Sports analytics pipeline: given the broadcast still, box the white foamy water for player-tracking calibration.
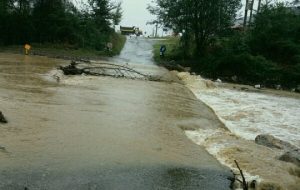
[196,89,300,147]
[178,72,300,148]
[176,72,300,189]
[185,129,264,190]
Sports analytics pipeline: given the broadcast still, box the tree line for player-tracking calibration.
[148,0,241,56]
[150,0,300,88]
[0,0,122,50]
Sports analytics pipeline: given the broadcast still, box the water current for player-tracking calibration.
[176,72,300,189]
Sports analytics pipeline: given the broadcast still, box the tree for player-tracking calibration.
[0,0,123,49]
[250,3,300,66]
[13,0,32,43]
[88,0,111,32]
[0,1,15,44]
[112,2,122,29]
[87,0,123,49]
[149,0,241,56]
[32,0,66,42]
[0,0,14,16]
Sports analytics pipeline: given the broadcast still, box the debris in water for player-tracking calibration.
[254,84,261,89]
[59,61,163,82]
[275,84,282,90]
[231,75,238,82]
[240,87,249,91]
[59,61,84,75]
[234,160,248,190]
[0,111,7,123]
[216,78,222,83]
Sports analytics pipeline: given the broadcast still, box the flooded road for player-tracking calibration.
[0,38,232,189]
[112,37,155,64]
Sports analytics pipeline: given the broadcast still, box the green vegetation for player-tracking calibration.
[0,33,126,59]
[0,0,124,57]
[151,1,300,88]
[153,37,180,62]
[148,0,241,56]
[110,33,127,56]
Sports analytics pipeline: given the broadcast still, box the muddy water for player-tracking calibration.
[112,37,157,64]
[0,41,231,190]
[176,72,300,189]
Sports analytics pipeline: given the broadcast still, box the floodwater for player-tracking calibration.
[0,37,232,189]
[112,37,155,64]
[176,72,300,189]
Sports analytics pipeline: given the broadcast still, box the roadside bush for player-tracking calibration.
[0,0,123,54]
[280,64,300,87]
[196,4,300,87]
[154,3,300,88]
[195,33,275,83]
[198,51,278,84]
[109,33,126,55]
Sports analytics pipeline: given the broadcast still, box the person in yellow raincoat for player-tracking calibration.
[24,44,31,55]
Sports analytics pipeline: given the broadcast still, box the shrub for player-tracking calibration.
[198,52,278,84]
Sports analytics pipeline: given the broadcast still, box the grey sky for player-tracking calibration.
[119,0,156,35]
[74,0,294,35]
[73,0,157,35]
[119,0,293,35]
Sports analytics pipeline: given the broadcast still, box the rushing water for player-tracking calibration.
[112,37,156,64]
[176,72,300,189]
[177,72,300,147]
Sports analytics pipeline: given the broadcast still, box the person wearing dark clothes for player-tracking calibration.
[160,45,166,58]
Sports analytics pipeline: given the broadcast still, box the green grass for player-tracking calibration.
[0,33,126,60]
[110,33,126,56]
[153,37,180,63]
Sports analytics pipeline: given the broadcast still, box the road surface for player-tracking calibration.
[0,37,232,190]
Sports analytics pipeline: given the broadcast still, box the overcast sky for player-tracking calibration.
[119,0,156,35]
[74,0,294,35]
[118,0,293,35]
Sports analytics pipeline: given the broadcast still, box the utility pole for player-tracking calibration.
[243,0,249,28]
[155,23,158,37]
[152,28,155,37]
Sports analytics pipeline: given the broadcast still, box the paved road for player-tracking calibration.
[0,37,232,190]
[112,37,155,64]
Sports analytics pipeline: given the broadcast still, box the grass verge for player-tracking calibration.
[153,37,181,63]
[0,33,126,60]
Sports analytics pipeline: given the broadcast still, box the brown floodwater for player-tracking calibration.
[0,38,231,190]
